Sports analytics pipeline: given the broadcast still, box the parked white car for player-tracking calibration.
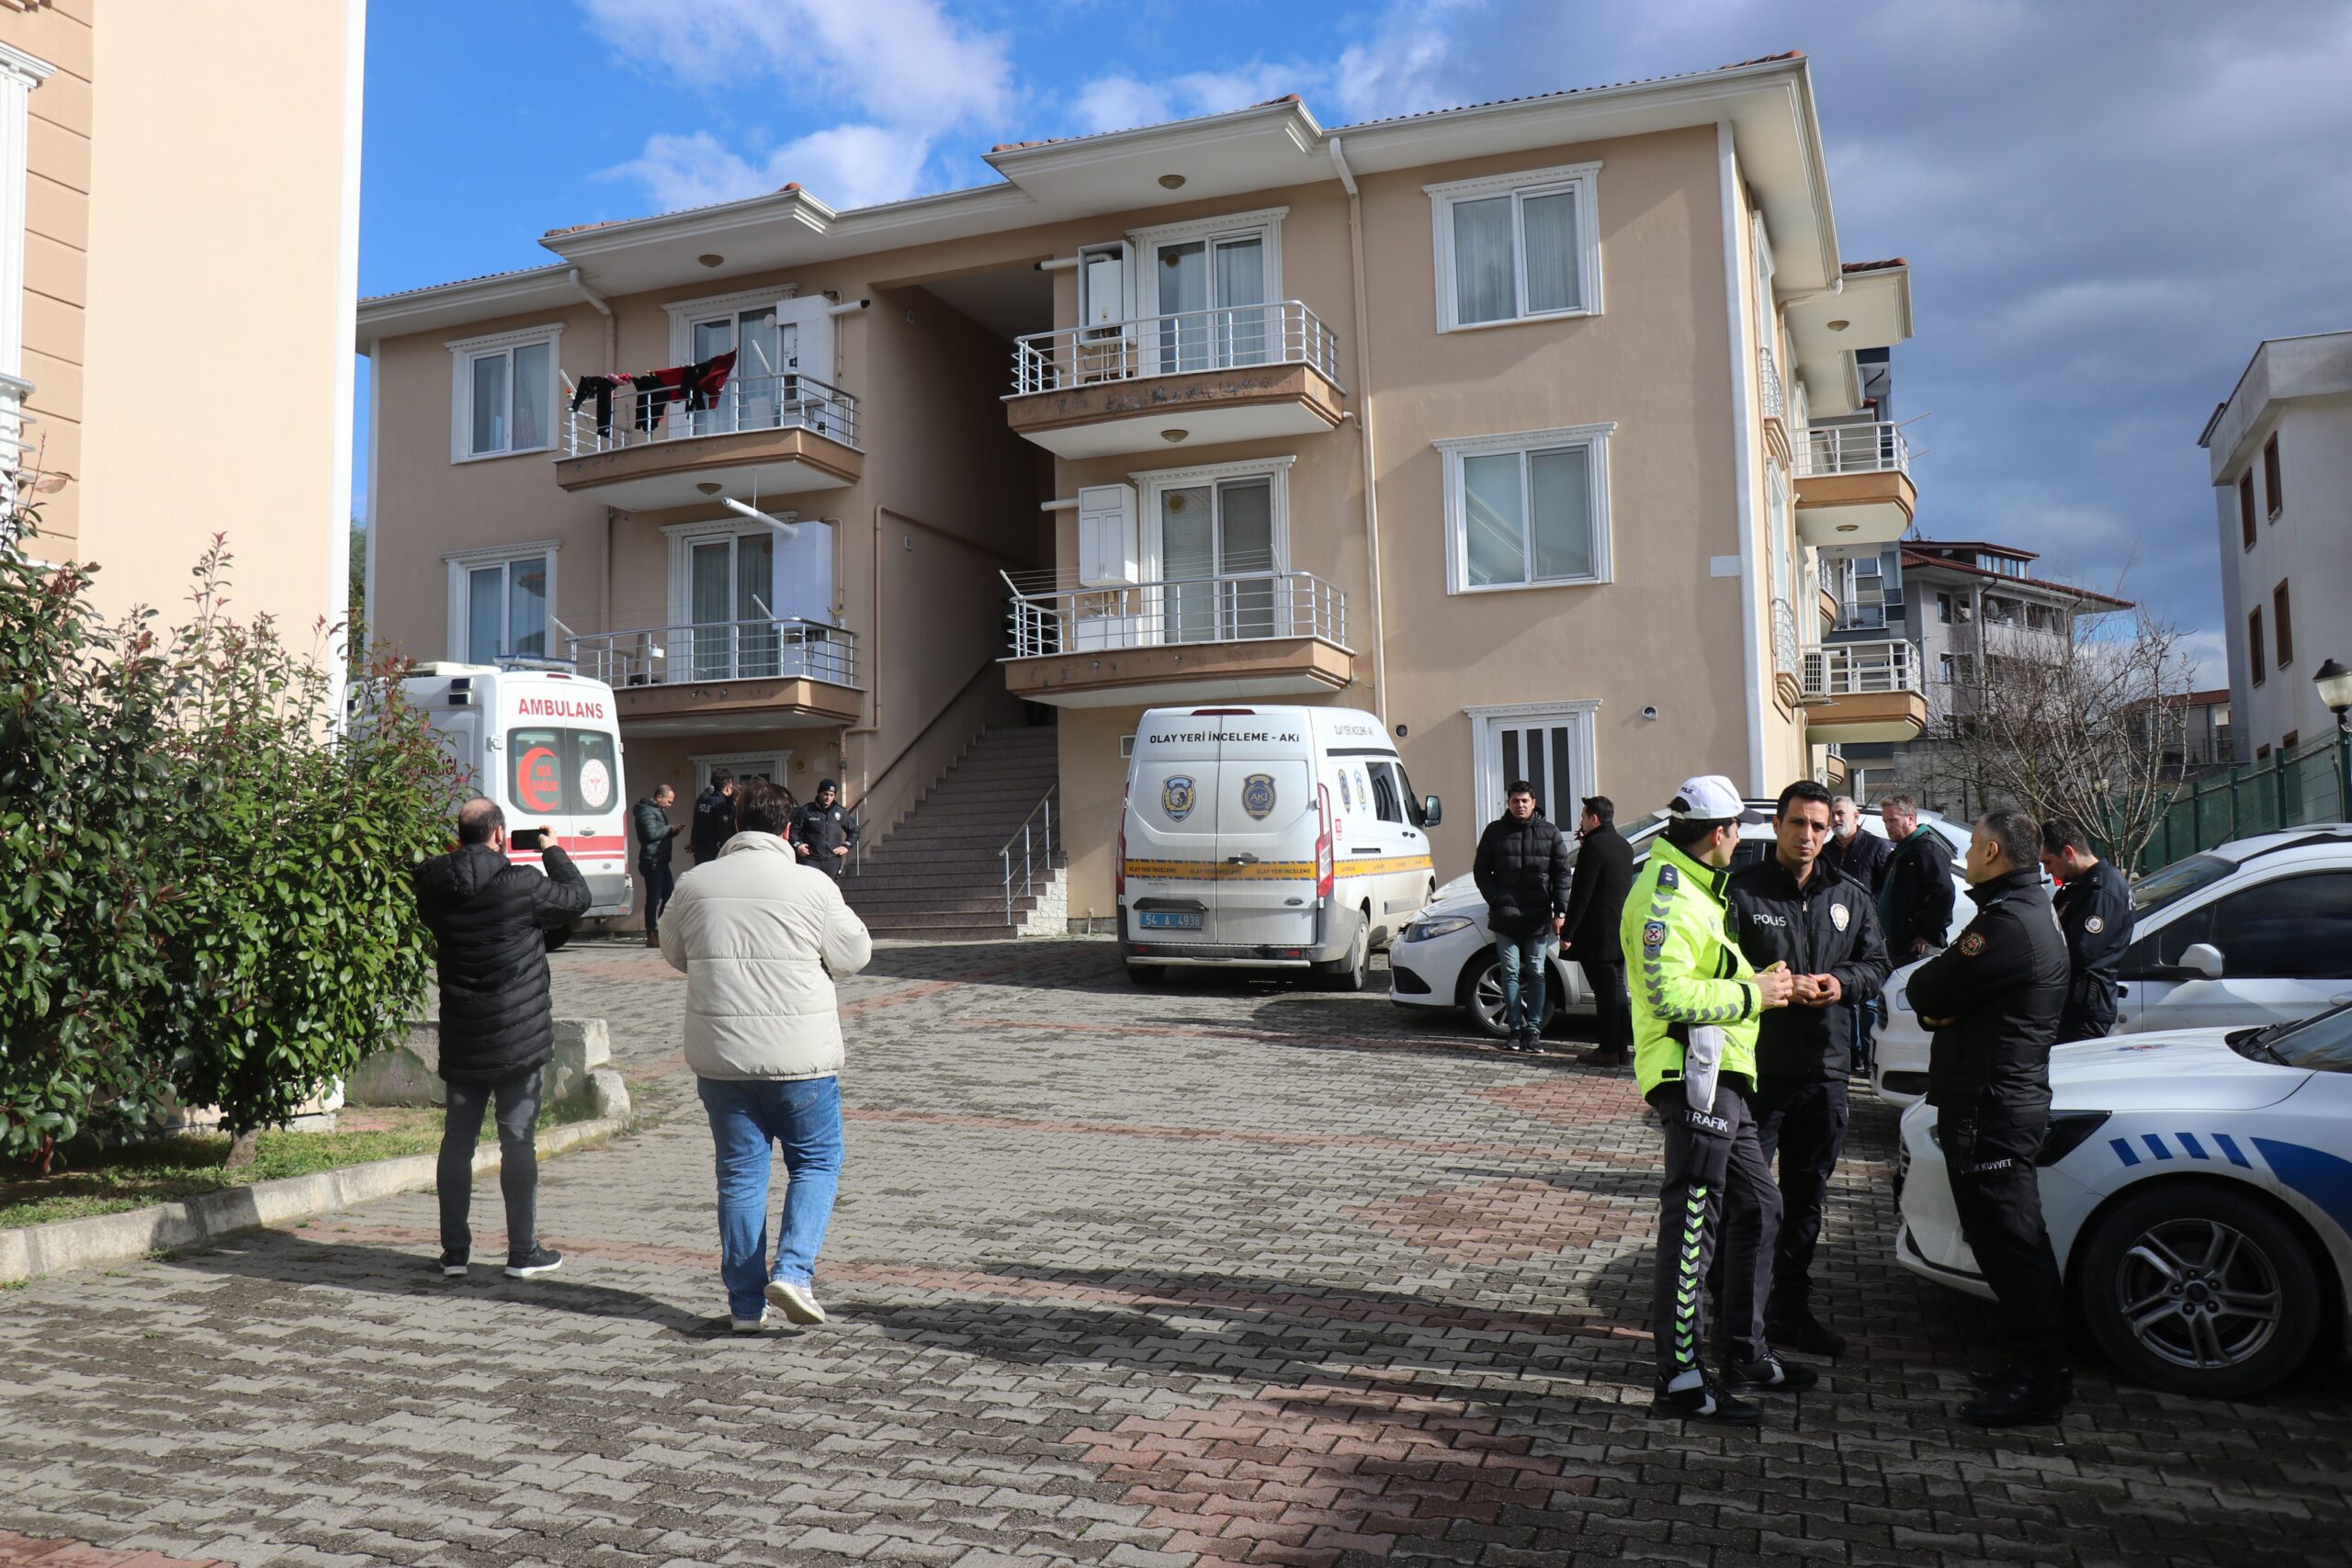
[1388,804,1973,1039]
[1873,825,2352,1108]
[1897,1005,2352,1397]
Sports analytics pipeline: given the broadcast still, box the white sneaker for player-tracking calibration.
[730,1308,775,1335]
[764,1277,827,1325]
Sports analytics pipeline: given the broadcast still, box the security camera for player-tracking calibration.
[1641,705,1660,721]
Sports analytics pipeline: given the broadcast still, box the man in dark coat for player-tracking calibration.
[691,770,737,865]
[1908,809,2073,1427]
[1562,795,1635,1066]
[632,783,680,947]
[413,797,591,1280]
[2040,818,2134,1043]
[1472,781,1572,1051]
[1877,794,1957,961]
[1823,795,1895,1074]
[792,779,859,881]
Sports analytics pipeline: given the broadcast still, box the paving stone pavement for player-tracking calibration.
[6,936,2352,1568]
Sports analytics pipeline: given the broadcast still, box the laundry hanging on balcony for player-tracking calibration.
[569,373,628,438]
[625,349,739,434]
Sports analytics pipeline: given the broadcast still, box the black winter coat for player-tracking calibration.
[1820,828,1892,892]
[1728,858,1892,1081]
[791,788,858,862]
[1561,823,1634,961]
[690,785,735,863]
[1907,868,2070,1109]
[631,796,678,867]
[2052,857,2134,1041]
[413,843,593,1085]
[1473,812,1572,939]
[1879,827,1958,953]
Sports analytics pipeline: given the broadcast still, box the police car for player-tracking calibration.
[1896,1002,2352,1397]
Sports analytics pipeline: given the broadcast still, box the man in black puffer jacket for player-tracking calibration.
[1472,781,1572,1051]
[413,797,592,1281]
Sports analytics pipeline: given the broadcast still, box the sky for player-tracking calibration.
[355,0,2352,682]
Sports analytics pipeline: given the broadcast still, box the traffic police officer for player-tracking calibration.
[1908,808,2073,1426]
[2040,818,2133,1043]
[1626,776,1803,1424]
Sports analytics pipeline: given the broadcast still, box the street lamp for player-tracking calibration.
[2313,657,2352,819]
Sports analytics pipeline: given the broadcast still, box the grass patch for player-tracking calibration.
[1,1097,605,1230]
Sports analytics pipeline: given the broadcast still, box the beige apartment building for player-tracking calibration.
[361,52,1919,932]
[0,0,363,649]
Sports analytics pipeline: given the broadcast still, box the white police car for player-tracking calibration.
[1896,1002,2352,1397]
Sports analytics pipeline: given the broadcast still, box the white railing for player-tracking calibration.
[1002,570,1347,660]
[1771,596,1800,679]
[0,372,34,551]
[1758,346,1785,422]
[1001,785,1058,927]
[566,618,859,689]
[1804,638,1921,697]
[562,370,859,457]
[1010,300,1340,397]
[1797,421,1909,479]
[1837,600,1890,631]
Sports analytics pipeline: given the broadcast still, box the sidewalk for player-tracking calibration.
[3,940,2348,1567]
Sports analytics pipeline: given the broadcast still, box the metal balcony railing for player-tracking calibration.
[1804,638,1922,698]
[1002,570,1347,660]
[1010,300,1340,398]
[1796,421,1910,479]
[1771,596,1800,679]
[561,370,859,457]
[566,618,859,689]
[1758,346,1785,422]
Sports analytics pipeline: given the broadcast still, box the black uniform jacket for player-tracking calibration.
[1881,828,1958,952]
[1562,823,1634,962]
[413,843,592,1085]
[1728,857,1893,1082]
[690,785,735,863]
[631,796,679,866]
[2052,858,2134,1030]
[791,789,859,859]
[1908,868,2070,1109]
[1473,812,1572,939]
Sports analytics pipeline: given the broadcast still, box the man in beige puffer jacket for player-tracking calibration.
[661,779,872,1333]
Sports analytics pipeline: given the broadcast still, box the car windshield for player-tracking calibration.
[2233,1002,2352,1071]
[2132,852,2235,919]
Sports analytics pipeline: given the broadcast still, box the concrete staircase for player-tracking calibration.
[844,726,1065,942]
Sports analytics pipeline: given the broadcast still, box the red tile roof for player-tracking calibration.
[1842,257,1908,273]
[1898,548,2133,610]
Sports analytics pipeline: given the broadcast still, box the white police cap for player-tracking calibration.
[1668,774,1770,824]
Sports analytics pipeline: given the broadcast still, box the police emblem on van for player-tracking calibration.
[1241,773,1278,820]
[1162,775,1196,822]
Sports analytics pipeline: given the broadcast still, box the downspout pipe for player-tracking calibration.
[1328,135,1388,727]
[566,266,614,369]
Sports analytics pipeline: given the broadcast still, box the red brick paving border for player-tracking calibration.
[1347,1176,1649,1265]
[0,1536,227,1568]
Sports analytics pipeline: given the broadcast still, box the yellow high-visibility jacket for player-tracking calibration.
[1623,836,1761,1097]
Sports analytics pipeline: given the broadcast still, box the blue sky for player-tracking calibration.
[356,0,2352,678]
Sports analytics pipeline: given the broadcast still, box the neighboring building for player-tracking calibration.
[2199,331,2352,761]
[360,52,1920,929]
[2124,689,2234,773]
[0,1,364,659]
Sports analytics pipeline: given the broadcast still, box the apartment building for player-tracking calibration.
[2199,331,2352,761]
[360,52,1918,929]
[0,1,363,645]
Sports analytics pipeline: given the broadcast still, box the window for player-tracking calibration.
[1134,457,1295,643]
[2274,581,2293,668]
[1436,423,1614,592]
[2238,470,2256,549]
[444,544,558,663]
[507,727,618,818]
[2249,607,2266,685]
[447,327,560,460]
[1936,592,1953,624]
[2263,433,2282,518]
[1366,763,1404,824]
[1427,163,1601,331]
[2256,743,2273,761]
[2207,874,2352,978]
[2283,729,2300,750]
[663,517,840,681]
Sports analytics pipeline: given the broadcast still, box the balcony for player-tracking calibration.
[1758,347,1791,465]
[1005,301,1345,459]
[1793,422,1916,546]
[1001,570,1352,708]
[1802,637,1928,742]
[554,372,861,513]
[1770,595,1803,710]
[565,618,863,735]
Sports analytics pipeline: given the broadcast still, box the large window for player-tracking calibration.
[1427,164,1601,331]
[445,545,556,663]
[2249,606,2266,686]
[506,727,617,818]
[2238,470,2256,549]
[2132,874,2352,979]
[1436,424,1613,592]
[448,327,559,460]
[2263,432,2283,518]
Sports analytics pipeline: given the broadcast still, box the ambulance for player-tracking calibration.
[1119,705,1442,989]
[400,663,633,918]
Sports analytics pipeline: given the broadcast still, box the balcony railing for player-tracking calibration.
[561,371,859,458]
[1771,595,1800,679]
[1796,421,1910,479]
[1804,638,1921,697]
[1003,570,1347,660]
[1758,346,1785,422]
[1010,301,1340,398]
[566,618,859,689]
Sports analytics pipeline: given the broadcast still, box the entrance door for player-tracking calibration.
[686,530,776,680]
[1470,704,1598,824]
[1159,476,1277,644]
[1153,231,1269,373]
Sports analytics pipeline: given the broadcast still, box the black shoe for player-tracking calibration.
[437,1249,469,1278]
[1965,1362,2026,1391]
[504,1246,564,1280]
[1962,1371,2070,1427]
[1649,1379,1761,1425]
[1766,1309,1848,1358]
[1724,1353,1820,1393]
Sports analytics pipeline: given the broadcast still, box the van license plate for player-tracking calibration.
[1139,911,1203,931]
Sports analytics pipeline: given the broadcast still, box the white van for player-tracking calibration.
[399,663,633,918]
[1120,705,1442,989]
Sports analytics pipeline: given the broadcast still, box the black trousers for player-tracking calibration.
[437,1067,544,1259]
[1581,958,1632,1055]
[1938,1098,2069,1376]
[639,857,675,932]
[1652,1080,1779,1380]
[1753,1077,1849,1314]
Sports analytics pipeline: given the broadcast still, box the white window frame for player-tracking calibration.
[447,324,562,463]
[662,283,801,366]
[1433,423,1615,594]
[1464,700,1601,825]
[692,750,793,795]
[1425,163,1602,333]
[1750,211,1777,364]
[0,39,54,382]
[662,515,838,628]
[1128,455,1296,582]
[1126,206,1287,318]
[443,539,561,663]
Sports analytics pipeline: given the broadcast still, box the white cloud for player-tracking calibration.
[601,125,934,214]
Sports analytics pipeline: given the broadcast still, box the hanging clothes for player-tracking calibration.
[684,349,739,412]
[570,374,627,438]
[629,367,688,433]
[622,350,741,433]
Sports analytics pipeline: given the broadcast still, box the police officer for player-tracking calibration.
[2040,818,2133,1043]
[1907,808,2072,1426]
[691,769,737,865]
[1627,776,1804,1425]
[1727,781,1890,1359]
[792,779,860,882]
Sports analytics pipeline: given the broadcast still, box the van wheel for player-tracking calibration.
[1461,954,1557,1040]
[1317,911,1371,992]
[1127,964,1168,987]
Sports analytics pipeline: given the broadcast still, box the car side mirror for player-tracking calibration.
[2178,942,2224,981]
[1422,795,1442,828]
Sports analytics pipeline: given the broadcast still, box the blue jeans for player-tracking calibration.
[696,1076,845,1320]
[1495,931,1555,1034]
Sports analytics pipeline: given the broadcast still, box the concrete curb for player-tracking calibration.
[0,1115,628,1287]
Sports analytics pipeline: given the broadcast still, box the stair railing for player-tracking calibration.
[999,784,1059,928]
